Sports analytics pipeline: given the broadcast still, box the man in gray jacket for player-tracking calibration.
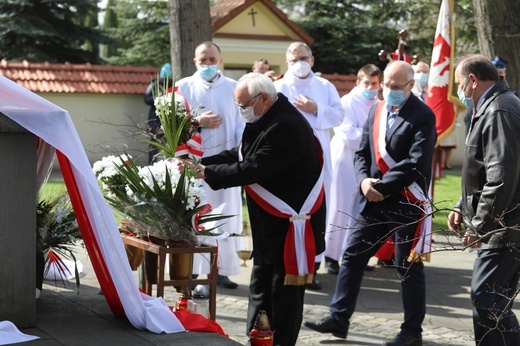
[448,54,520,346]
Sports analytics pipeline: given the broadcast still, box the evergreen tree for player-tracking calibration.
[102,0,119,58]
[83,5,100,58]
[104,0,171,67]
[0,0,108,63]
[275,0,478,74]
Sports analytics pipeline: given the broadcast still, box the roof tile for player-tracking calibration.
[0,59,159,95]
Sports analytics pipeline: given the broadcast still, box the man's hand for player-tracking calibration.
[197,110,222,129]
[447,208,482,248]
[447,208,463,234]
[294,94,318,115]
[360,178,384,202]
[177,159,205,179]
[462,232,482,249]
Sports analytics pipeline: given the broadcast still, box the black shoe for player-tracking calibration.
[325,258,340,275]
[377,259,396,268]
[365,265,375,271]
[383,333,422,346]
[306,276,321,290]
[304,316,347,339]
[216,274,238,289]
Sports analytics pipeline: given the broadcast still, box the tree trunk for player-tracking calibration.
[473,0,520,91]
[168,0,212,80]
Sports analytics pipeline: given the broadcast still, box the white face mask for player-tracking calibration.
[239,96,262,123]
[290,60,311,78]
[239,106,257,123]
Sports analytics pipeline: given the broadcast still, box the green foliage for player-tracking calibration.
[148,79,201,157]
[103,0,171,66]
[93,87,228,242]
[102,0,119,58]
[37,192,82,290]
[0,0,109,63]
[275,0,478,74]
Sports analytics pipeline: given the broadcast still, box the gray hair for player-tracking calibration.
[286,42,312,59]
[237,73,277,100]
[413,61,430,73]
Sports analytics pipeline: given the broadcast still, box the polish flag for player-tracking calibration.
[426,0,459,142]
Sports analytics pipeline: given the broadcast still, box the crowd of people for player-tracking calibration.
[145,42,520,346]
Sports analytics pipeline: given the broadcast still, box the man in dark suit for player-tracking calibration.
[188,72,326,346]
[304,61,437,346]
[448,54,520,346]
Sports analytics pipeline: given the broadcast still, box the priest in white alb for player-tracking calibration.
[324,64,382,274]
[177,41,245,289]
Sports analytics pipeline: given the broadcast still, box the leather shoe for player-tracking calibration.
[383,333,422,346]
[325,258,340,275]
[304,316,347,339]
[305,276,321,290]
[217,274,238,289]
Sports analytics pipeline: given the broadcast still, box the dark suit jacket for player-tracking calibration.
[354,94,437,214]
[202,93,326,265]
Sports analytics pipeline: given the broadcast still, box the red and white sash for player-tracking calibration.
[239,140,325,285]
[373,103,432,262]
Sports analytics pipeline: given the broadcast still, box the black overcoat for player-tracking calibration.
[202,93,326,265]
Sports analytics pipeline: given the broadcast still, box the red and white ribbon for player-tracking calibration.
[239,138,325,285]
[373,102,432,261]
[175,133,204,161]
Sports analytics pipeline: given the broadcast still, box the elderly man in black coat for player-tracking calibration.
[189,72,326,346]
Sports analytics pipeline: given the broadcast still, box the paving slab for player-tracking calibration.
[16,235,519,345]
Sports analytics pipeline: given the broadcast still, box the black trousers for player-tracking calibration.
[329,198,426,337]
[471,247,520,345]
[247,263,306,346]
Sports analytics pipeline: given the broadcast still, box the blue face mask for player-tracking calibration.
[361,88,379,100]
[198,65,218,81]
[415,72,429,87]
[457,77,474,109]
[457,89,474,109]
[383,87,406,106]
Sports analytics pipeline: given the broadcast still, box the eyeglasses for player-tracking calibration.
[235,93,262,110]
[381,80,412,91]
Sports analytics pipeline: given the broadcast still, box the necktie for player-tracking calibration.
[471,108,477,121]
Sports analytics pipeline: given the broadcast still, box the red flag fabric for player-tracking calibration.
[426,0,458,143]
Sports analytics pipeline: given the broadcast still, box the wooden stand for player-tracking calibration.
[121,235,218,320]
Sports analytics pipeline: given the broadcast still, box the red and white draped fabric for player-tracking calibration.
[426,0,459,179]
[373,103,432,262]
[0,76,186,334]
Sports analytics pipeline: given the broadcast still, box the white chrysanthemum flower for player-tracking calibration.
[93,154,134,180]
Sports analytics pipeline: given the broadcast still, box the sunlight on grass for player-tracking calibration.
[432,171,462,231]
[39,180,68,201]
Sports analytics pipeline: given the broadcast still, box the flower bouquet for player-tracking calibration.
[36,192,83,292]
[94,81,230,291]
[93,154,223,243]
[93,81,230,244]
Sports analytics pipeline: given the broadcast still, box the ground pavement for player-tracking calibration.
[18,233,501,345]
